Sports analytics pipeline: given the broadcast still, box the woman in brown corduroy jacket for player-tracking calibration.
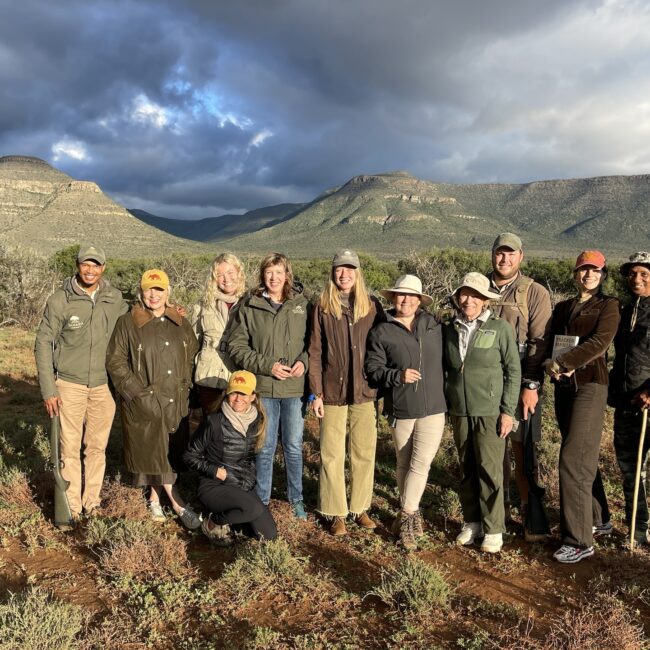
[544,251,620,564]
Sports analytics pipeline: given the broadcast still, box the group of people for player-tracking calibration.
[34,237,650,563]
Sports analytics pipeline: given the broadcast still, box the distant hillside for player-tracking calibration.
[217,171,650,257]
[1,157,648,260]
[129,203,304,241]
[0,156,206,258]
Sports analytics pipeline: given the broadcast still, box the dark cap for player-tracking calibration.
[332,249,360,268]
[77,244,106,265]
[492,233,523,252]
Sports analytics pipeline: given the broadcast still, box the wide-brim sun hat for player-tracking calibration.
[452,272,500,301]
[620,251,650,276]
[380,274,433,307]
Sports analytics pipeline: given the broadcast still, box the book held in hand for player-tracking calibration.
[551,335,579,359]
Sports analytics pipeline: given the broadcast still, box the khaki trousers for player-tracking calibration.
[56,379,115,516]
[452,415,505,535]
[392,413,445,513]
[318,402,377,517]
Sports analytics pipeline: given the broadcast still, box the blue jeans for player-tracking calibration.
[256,397,305,505]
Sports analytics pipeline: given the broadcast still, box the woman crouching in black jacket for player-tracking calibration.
[184,370,278,545]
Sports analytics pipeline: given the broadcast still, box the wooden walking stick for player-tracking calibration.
[630,408,649,552]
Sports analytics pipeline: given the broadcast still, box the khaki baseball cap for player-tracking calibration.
[77,244,106,265]
[492,233,523,252]
[332,249,360,268]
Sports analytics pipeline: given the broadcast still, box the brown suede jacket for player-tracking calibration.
[308,296,383,405]
[549,293,620,386]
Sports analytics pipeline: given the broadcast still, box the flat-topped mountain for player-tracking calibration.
[0,156,203,257]
[216,171,650,256]
[1,156,648,259]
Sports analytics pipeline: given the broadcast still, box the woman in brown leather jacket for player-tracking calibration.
[308,250,383,536]
[544,251,620,563]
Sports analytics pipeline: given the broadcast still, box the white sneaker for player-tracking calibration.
[456,522,483,546]
[553,544,594,563]
[480,533,503,553]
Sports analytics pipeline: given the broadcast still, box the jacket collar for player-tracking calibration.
[132,304,183,328]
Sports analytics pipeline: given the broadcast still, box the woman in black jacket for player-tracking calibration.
[365,275,447,551]
[184,370,277,545]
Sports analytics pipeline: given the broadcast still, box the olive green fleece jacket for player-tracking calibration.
[442,314,521,417]
[34,277,128,400]
[228,289,310,398]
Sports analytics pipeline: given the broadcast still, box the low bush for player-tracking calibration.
[84,517,192,580]
[0,587,85,650]
[367,556,452,615]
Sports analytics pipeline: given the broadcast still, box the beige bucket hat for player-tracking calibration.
[452,272,500,301]
[380,274,433,307]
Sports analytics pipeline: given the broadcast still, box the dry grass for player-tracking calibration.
[84,517,193,581]
[98,474,149,521]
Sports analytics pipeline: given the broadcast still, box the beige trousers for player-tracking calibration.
[56,379,115,516]
[392,413,445,513]
[318,402,377,517]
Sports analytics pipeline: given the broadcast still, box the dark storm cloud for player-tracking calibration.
[1,0,647,217]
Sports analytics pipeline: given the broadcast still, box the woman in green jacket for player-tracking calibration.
[106,269,201,529]
[228,253,310,519]
[443,272,521,554]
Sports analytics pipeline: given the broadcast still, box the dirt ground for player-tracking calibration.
[1,326,649,649]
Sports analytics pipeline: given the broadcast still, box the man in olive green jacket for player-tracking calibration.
[35,244,128,518]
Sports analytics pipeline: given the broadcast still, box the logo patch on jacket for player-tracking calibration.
[67,315,83,330]
[292,305,305,314]
[474,330,496,349]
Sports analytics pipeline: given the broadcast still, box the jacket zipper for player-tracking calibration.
[137,344,142,372]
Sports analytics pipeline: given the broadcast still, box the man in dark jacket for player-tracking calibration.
[35,244,128,519]
[609,251,650,545]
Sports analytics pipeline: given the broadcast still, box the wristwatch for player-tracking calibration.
[522,380,540,390]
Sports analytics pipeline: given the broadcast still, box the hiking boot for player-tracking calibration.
[397,512,418,551]
[330,517,347,537]
[480,533,503,553]
[456,522,483,546]
[593,521,613,537]
[178,507,202,530]
[635,529,650,547]
[292,501,308,520]
[148,501,166,522]
[201,516,233,547]
[353,512,377,529]
[553,544,594,564]
[413,510,425,537]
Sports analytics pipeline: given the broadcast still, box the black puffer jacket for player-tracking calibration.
[609,295,650,408]
[365,310,447,419]
[183,410,260,491]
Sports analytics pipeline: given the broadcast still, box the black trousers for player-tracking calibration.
[198,479,277,541]
[554,382,610,547]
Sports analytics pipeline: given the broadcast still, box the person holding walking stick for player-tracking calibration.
[609,252,650,547]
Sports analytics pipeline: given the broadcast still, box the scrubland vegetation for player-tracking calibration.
[0,244,647,648]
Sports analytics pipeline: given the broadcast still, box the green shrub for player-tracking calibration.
[0,587,85,650]
[367,557,452,615]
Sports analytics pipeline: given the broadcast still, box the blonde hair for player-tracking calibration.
[256,252,294,302]
[201,253,246,308]
[319,266,372,323]
[136,284,172,308]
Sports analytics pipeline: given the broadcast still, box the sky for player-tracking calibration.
[2,0,650,219]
